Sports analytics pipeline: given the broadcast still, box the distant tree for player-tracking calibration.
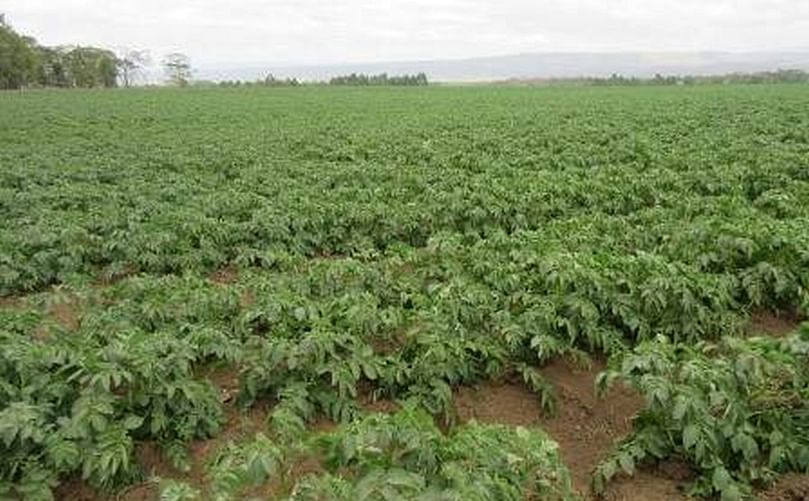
[261,73,300,87]
[1,16,143,90]
[97,52,118,87]
[163,52,192,87]
[63,46,119,87]
[118,49,150,87]
[0,19,39,89]
[329,72,428,87]
[35,46,70,87]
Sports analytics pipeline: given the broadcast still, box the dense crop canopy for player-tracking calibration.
[0,84,808,498]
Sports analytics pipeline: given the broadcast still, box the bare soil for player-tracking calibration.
[198,365,241,404]
[208,266,256,309]
[0,296,26,310]
[455,358,692,500]
[210,265,239,285]
[357,380,402,414]
[49,298,81,331]
[55,403,269,501]
[47,308,808,501]
[757,473,809,500]
[602,463,692,501]
[96,264,138,287]
[54,477,103,501]
[747,310,803,337]
[32,294,84,340]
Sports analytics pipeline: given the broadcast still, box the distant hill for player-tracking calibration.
[196,51,809,83]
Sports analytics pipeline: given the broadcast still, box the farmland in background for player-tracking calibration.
[1,84,808,500]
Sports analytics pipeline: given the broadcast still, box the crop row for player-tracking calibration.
[1,85,808,498]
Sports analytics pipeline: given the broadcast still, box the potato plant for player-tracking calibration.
[595,325,809,499]
[167,406,573,500]
[0,84,808,498]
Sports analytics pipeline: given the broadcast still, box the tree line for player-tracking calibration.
[209,72,430,88]
[2,16,429,90]
[504,69,809,87]
[213,74,302,88]
[586,70,809,86]
[1,17,128,89]
[0,17,197,89]
[329,72,429,86]
[2,13,430,91]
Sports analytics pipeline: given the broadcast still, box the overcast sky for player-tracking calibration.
[4,0,808,66]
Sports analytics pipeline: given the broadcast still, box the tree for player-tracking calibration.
[35,46,70,87]
[0,17,124,89]
[117,49,150,87]
[163,52,192,87]
[63,46,119,88]
[0,19,39,89]
[328,72,429,87]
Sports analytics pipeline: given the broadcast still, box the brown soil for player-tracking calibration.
[208,266,255,309]
[747,310,803,337]
[540,359,646,494]
[455,358,691,500]
[757,474,809,500]
[197,365,241,404]
[55,399,273,500]
[361,396,400,414]
[210,265,238,285]
[455,380,543,427]
[309,416,338,434]
[357,381,401,414]
[96,263,138,286]
[0,296,26,310]
[2,292,83,338]
[184,403,333,500]
[133,401,274,500]
[118,483,159,501]
[187,401,273,481]
[54,477,103,501]
[602,462,692,501]
[311,251,345,261]
[49,299,81,331]
[136,441,184,480]
[239,289,255,309]
[247,450,329,500]
[32,294,84,340]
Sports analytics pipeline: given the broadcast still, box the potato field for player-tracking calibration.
[1,84,808,500]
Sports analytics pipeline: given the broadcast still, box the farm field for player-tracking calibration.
[1,84,809,500]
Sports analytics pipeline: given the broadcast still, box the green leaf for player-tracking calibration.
[720,483,742,501]
[712,466,732,493]
[683,424,699,450]
[618,451,635,475]
[123,415,143,430]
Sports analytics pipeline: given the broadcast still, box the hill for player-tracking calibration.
[196,51,809,82]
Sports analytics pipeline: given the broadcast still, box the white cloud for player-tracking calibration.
[3,0,808,66]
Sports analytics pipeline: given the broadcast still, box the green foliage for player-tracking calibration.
[318,405,442,473]
[329,72,429,86]
[0,18,118,89]
[0,21,39,89]
[163,53,192,87]
[159,479,201,501]
[595,327,809,499]
[207,433,283,500]
[305,407,573,500]
[2,84,809,498]
[0,287,226,496]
